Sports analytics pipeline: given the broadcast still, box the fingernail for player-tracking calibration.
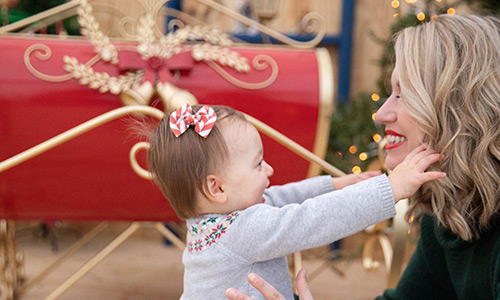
[226,288,237,298]
[248,273,257,282]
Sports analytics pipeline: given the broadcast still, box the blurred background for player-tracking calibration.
[1,0,499,299]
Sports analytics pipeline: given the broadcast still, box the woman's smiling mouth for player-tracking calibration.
[385,130,407,150]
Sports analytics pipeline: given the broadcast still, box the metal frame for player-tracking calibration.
[168,0,355,102]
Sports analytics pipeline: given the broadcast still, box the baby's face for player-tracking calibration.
[219,121,274,211]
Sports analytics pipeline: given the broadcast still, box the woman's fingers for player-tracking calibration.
[296,269,314,300]
[225,273,286,300]
[247,273,286,300]
[225,288,255,300]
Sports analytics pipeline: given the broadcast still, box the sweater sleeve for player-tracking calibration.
[376,215,457,300]
[263,175,334,207]
[224,174,395,262]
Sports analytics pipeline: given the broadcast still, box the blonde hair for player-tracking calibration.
[394,14,500,240]
[147,105,247,219]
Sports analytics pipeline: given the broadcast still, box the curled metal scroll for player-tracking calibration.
[191,0,326,49]
[24,44,99,83]
[205,54,278,90]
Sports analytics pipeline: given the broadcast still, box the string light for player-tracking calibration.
[417,12,426,21]
[435,0,442,2]
[373,133,382,143]
[352,166,362,174]
[371,112,377,120]
[447,7,456,15]
[393,13,399,18]
[359,152,368,161]
[371,93,380,101]
[391,0,400,8]
[431,14,438,21]
[349,145,358,154]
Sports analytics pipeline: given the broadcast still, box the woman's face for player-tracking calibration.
[375,70,423,170]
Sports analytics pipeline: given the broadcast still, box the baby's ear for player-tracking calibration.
[205,175,227,204]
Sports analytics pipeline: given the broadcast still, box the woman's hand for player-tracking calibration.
[225,269,314,300]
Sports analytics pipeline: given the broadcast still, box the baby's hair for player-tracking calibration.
[147,105,247,219]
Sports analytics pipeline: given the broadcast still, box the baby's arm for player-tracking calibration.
[332,171,382,190]
[264,176,334,207]
[226,145,444,262]
[265,171,382,207]
[229,174,395,262]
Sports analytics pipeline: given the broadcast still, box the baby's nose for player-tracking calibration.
[266,163,274,177]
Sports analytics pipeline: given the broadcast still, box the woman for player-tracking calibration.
[225,14,500,300]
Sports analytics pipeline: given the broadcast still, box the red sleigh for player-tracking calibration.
[0,1,341,298]
[0,35,335,223]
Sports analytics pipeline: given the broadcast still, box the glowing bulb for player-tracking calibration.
[435,0,442,2]
[408,229,411,235]
[371,93,380,101]
[359,152,368,161]
[393,13,399,18]
[349,145,358,154]
[373,133,382,143]
[417,12,426,21]
[391,0,399,8]
[352,166,362,174]
[409,216,415,223]
[447,8,456,15]
[372,112,377,120]
[431,14,438,21]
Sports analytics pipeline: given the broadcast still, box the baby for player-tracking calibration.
[147,103,445,300]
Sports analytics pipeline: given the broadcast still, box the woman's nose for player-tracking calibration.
[374,97,397,124]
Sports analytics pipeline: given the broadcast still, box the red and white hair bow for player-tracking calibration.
[169,103,217,138]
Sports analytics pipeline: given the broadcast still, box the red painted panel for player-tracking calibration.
[0,35,326,222]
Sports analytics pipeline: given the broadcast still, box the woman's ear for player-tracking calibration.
[205,175,227,204]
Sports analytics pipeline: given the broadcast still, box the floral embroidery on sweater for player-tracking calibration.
[187,212,240,253]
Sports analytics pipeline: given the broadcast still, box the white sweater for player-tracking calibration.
[180,174,395,300]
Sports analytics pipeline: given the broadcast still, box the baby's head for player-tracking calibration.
[148,104,273,219]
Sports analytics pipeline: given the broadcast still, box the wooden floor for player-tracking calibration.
[11,222,404,300]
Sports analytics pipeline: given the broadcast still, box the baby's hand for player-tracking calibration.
[388,144,446,202]
[333,170,382,190]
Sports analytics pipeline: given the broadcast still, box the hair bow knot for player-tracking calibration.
[169,103,217,138]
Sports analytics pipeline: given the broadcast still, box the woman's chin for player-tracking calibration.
[385,156,403,171]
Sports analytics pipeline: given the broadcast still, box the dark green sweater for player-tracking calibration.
[376,214,500,300]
